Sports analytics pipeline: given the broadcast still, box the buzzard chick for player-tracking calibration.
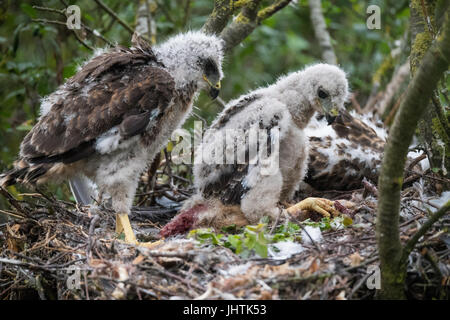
[303,109,424,194]
[1,31,224,246]
[160,64,349,237]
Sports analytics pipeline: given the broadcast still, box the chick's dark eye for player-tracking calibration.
[204,58,218,77]
[318,89,329,99]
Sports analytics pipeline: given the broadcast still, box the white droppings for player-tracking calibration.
[301,226,323,244]
[269,241,304,260]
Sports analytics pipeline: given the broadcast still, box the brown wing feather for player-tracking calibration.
[21,45,175,162]
[306,110,385,191]
[331,109,384,152]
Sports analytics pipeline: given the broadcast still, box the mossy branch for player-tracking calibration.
[376,8,450,299]
[202,0,244,35]
[202,0,293,53]
[257,0,292,20]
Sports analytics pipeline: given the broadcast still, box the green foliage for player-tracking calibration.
[188,217,352,258]
[189,223,270,258]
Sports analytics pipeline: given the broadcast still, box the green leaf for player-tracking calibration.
[246,223,265,232]
[244,232,256,249]
[227,235,243,254]
[254,241,268,258]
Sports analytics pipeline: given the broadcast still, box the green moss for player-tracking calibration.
[235,13,251,24]
[411,0,437,22]
[411,32,433,73]
[233,0,251,9]
[431,117,450,157]
[410,0,424,17]
[410,0,437,73]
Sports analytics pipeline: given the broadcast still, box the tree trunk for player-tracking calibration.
[377,6,450,299]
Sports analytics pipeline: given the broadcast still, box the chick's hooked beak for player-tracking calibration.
[321,99,339,125]
[203,74,221,100]
[326,113,337,125]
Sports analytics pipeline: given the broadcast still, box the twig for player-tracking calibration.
[87,215,100,259]
[35,3,115,46]
[400,200,450,265]
[0,209,26,220]
[32,18,67,27]
[0,187,29,216]
[407,153,427,171]
[93,0,136,37]
[32,18,94,51]
[32,5,65,15]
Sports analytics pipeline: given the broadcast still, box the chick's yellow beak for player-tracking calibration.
[203,74,221,100]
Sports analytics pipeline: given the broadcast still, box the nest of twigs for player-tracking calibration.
[0,175,449,300]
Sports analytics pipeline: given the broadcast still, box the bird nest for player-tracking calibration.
[0,182,448,300]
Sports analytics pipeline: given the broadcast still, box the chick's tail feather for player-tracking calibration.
[69,175,97,206]
[0,162,48,188]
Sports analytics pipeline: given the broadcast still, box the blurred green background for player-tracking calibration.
[0,0,411,208]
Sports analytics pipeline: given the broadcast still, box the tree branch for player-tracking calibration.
[33,4,114,47]
[376,8,450,299]
[218,0,292,53]
[202,0,239,35]
[257,0,292,20]
[32,18,94,51]
[307,0,337,64]
[401,200,449,265]
[93,0,135,36]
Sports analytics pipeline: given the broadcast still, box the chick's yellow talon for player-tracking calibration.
[116,213,163,248]
[286,197,340,218]
[116,213,137,244]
